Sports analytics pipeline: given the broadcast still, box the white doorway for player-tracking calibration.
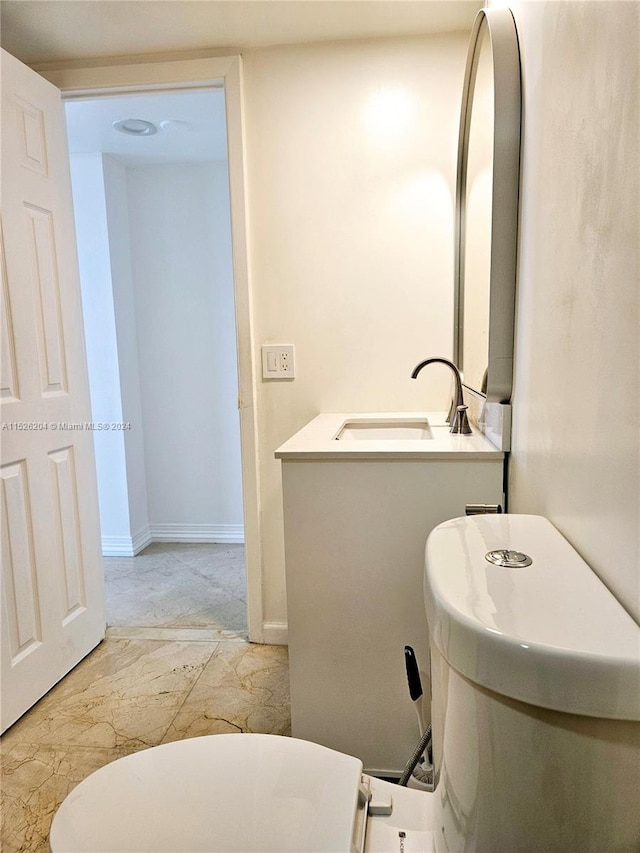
[44,56,263,643]
[65,87,248,635]
[1,53,263,734]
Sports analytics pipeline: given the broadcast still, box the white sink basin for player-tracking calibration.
[336,419,433,440]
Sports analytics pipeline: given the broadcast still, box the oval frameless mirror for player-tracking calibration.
[454,8,522,403]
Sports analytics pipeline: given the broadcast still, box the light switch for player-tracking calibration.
[262,345,295,379]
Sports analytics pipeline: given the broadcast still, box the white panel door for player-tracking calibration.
[1,49,105,733]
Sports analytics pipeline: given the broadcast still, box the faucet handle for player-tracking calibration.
[451,405,472,435]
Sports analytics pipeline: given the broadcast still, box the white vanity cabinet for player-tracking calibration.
[276,413,504,776]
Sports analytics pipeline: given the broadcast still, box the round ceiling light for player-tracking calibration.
[113,119,158,136]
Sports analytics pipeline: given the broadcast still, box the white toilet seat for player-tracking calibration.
[49,733,432,853]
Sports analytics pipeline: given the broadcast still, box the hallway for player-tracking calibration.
[104,542,247,639]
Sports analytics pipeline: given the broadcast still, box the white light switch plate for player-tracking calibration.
[262,345,295,379]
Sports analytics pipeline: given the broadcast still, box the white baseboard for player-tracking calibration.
[102,524,244,556]
[262,621,288,645]
[101,536,137,557]
[132,526,152,555]
[149,524,245,544]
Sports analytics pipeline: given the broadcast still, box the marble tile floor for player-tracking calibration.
[1,637,290,853]
[104,542,248,640]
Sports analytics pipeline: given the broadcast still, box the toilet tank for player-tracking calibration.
[424,514,640,853]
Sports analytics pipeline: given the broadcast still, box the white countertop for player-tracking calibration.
[275,412,504,460]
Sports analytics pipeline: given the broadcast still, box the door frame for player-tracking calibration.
[39,55,264,643]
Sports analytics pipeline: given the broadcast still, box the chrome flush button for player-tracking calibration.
[485,549,533,568]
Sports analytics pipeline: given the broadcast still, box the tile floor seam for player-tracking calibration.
[105,627,248,643]
[158,641,222,741]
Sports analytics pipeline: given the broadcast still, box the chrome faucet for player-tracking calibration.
[411,357,472,435]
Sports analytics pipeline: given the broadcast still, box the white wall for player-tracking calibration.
[102,156,150,544]
[242,33,470,626]
[71,153,242,550]
[126,162,244,536]
[506,1,639,622]
[70,153,133,546]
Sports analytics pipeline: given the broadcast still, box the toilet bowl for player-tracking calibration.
[50,515,640,853]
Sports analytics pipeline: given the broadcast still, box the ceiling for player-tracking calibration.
[1,1,482,66]
[65,89,227,166]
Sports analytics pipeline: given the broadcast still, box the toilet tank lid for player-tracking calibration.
[425,514,640,720]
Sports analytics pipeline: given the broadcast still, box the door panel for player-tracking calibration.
[1,227,19,401]
[1,49,105,733]
[1,460,42,661]
[25,203,69,394]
